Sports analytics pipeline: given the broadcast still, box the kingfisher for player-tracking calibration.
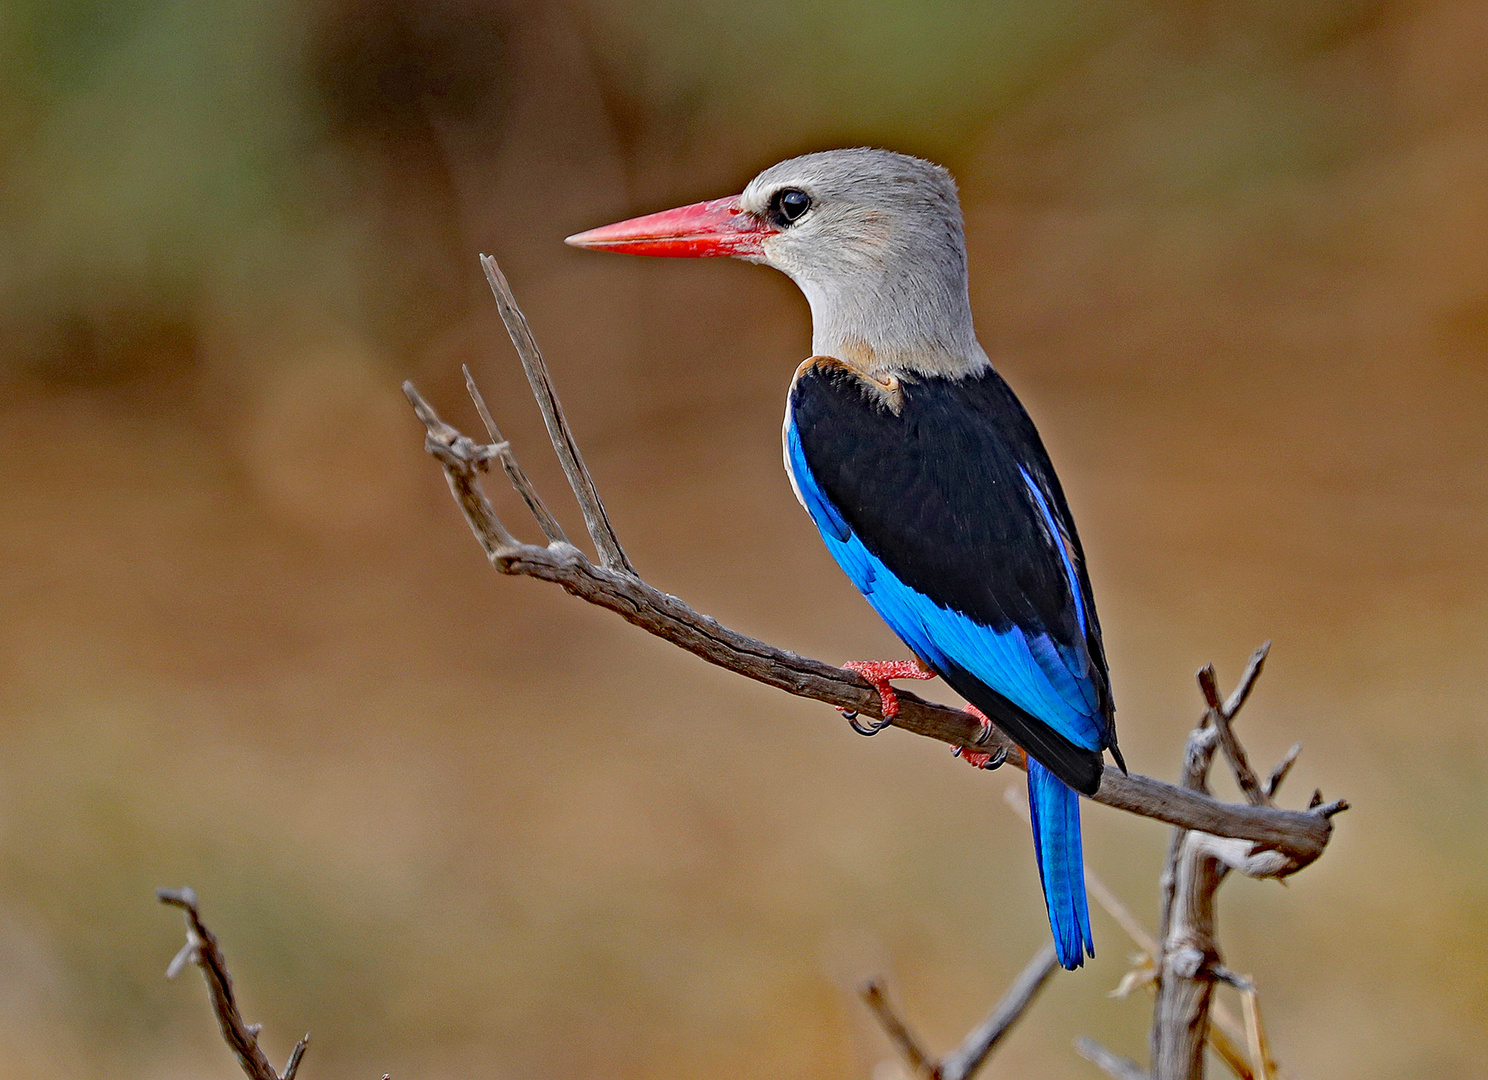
[566,148,1123,969]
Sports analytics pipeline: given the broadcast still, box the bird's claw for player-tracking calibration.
[841,659,935,723]
[844,710,895,736]
[839,660,933,737]
[953,745,1009,769]
[954,704,1006,767]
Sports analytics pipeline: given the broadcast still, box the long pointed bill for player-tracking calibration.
[564,195,775,258]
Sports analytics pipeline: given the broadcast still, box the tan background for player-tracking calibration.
[1,0,1485,1076]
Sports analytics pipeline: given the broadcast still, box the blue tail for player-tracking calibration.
[1027,759,1094,969]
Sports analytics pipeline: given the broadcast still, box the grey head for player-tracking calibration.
[566,147,989,379]
[739,148,988,379]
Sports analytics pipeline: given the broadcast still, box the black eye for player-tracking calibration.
[771,188,811,226]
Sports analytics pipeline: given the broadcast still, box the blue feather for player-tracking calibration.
[1028,759,1094,968]
[1019,465,1087,636]
[788,416,1098,968]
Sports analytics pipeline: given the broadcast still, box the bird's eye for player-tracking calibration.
[771,188,811,226]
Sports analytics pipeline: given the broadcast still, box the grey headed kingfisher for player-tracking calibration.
[567,148,1123,969]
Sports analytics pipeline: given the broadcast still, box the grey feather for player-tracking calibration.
[740,148,988,379]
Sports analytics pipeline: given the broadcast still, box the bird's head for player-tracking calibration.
[567,148,987,378]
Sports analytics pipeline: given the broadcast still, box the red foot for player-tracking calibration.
[842,658,935,719]
[955,704,1001,768]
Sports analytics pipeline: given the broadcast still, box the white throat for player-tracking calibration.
[795,272,990,380]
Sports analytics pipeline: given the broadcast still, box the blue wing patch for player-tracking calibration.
[1019,465,1087,637]
[786,418,1102,751]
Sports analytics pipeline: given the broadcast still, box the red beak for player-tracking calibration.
[564,195,775,258]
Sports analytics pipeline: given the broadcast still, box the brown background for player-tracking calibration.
[1,0,1485,1076]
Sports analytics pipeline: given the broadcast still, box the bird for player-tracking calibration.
[566,148,1123,969]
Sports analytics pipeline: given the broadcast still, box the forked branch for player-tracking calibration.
[862,943,1059,1080]
[1149,656,1340,1079]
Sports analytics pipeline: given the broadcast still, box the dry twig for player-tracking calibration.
[158,888,309,1080]
[861,943,1059,1080]
[936,943,1060,1080]
[862,980,936,1078]
[1077,1036,1152,1080]
[480,255,632,573]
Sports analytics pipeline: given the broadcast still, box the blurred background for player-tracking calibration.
[1,0,1485,1076]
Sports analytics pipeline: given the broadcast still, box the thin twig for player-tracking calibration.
[1087,870,1160,960]
[1264,744,1301,799]
[158,888,308,1080]
[403,380,1340,864]
[403,382,520,553]
[463,365,569,545]
[861,980,935,1079]
[861,944,1057,1080]
[480,254,634,574]
[1222,644,1270,718]
[1240,987,1277,1080]
[937,942,1060,1080]
[1076,1037,1152,1080]
[282,1036,310,1080]
[1208,646,1272,809]
[1212,707,1269,808]
[1313,798,1349,819]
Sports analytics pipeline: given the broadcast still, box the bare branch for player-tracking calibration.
[282,1037,310,1080]
[1152,830,1227,1080]
[1086,871,1160,960]
[937,943,1059,1080]
[403,382,520,554]
[463,364,569,545]
[1197,665,1223,712]
[480,254,634,574]
[1200,644,1272,808]
[861,980,935,1079]
[1160,648,1286,939]
[1149,647,1339,1080]
[1077,1037,1152,1080]
[404,380,1338,865]
[157,888,308,1080]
